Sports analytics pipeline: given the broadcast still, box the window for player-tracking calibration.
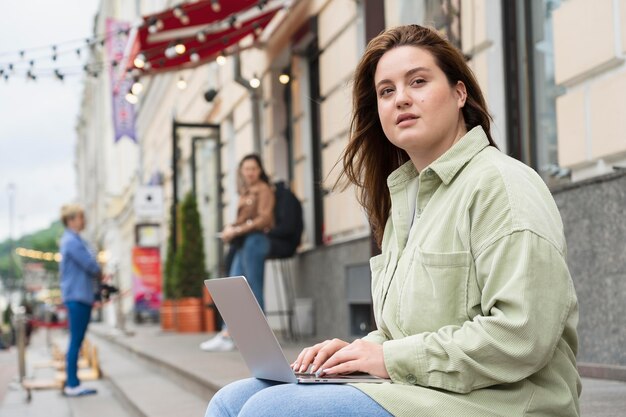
[502,0,569,187]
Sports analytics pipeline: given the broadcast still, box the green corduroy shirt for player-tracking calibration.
[353,126,581,417]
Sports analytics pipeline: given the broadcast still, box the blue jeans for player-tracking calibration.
[229,233,269,311]
[205,378,392,417]
[65,301,92,388]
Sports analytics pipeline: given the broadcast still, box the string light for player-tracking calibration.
[174,41,186,55]
[177,75,187,90]
[0,1,283,82]
[164,46,177,59]
[131,78,143,95]
[278,72,290,85]
[125,90,139,104]
[249,74,260,89]
[134,53,146,68]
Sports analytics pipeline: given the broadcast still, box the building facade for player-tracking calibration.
[76,0,626,366]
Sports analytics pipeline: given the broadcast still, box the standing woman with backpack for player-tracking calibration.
[201,154,275,352]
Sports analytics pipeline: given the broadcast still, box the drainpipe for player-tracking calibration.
[234,53,262,154]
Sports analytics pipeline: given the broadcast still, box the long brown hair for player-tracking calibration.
[238,154,270,193]
[338,25,497,247]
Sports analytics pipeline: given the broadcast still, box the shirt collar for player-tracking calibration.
[387,125,490,189]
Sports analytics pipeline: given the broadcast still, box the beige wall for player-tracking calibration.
[554,0,626,180]
[317,0,369,240]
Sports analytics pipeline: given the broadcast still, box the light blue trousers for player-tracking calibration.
[205,378,393,417]
[229,232,269,311]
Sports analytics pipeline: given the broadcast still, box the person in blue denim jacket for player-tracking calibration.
[59,204,101,397]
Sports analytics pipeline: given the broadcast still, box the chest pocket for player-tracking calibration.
[398,248,472,334]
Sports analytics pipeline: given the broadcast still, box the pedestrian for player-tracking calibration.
[59,204,100,397]
[204,24,580,416]
[200,154,275,352]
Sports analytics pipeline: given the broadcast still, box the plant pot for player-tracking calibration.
[203,286,216,333]
[175,297,204,333]
[160,299,176,331]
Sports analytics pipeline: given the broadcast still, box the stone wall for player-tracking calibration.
[553,171,626,366]
[295,237,371,341]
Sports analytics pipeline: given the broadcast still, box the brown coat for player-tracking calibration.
[233,181,275,235]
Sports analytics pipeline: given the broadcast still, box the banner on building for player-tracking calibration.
[131,247,162,313]
[106,18,136,143]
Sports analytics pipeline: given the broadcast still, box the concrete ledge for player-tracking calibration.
[579,363,626,382]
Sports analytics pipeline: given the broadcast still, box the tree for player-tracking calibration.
[172,192,207,298]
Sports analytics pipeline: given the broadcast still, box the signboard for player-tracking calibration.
[131,247,162,313]
[106,18,136,143]
[134,185,164,218]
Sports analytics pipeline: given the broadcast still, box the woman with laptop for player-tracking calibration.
[201,154,275,352]
[205,24,580,416]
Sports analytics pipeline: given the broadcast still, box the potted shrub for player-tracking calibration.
[172,192,207,333]
[160,214,177,331]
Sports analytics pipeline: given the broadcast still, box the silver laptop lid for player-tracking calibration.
[205,276,297,383]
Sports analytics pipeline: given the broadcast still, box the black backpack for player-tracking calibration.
[267,181,304,259]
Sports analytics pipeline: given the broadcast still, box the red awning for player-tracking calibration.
[121,0,283,78]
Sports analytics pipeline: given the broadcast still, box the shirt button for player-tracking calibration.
[406,374,417,384]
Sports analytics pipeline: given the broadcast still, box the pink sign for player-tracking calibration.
[132,247,162,311]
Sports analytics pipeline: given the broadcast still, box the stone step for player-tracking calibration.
[94,332,209,417]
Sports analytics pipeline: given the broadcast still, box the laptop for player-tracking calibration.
[205,276,391,384]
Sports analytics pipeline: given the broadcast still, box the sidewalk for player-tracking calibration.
[0,329,134,417]
[89,322,626,417]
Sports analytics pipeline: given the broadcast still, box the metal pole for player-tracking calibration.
[114,267,126,334]
[172,119,179,253]
[15,307,26,383]
[7,183,16,289]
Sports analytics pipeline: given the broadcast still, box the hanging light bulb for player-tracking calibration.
[177,76,187,90]
[278,72,290,85]
[131,78,143,95]
[253,22,263,36]
[156,19,164,30]
[211,0,221,12]
[180,14,190,25]
[125,90,139,104]
[249,74,260,89]
[197,30,207,42]
[229,16,242,30]
[165,46,177,59]
[174,42,186,55]
[148,24,158,34]
[173,6,184,18]
[216,54,226,65]
[134,53,146,68]
[144,61,152,70]
[190,52,200,62]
